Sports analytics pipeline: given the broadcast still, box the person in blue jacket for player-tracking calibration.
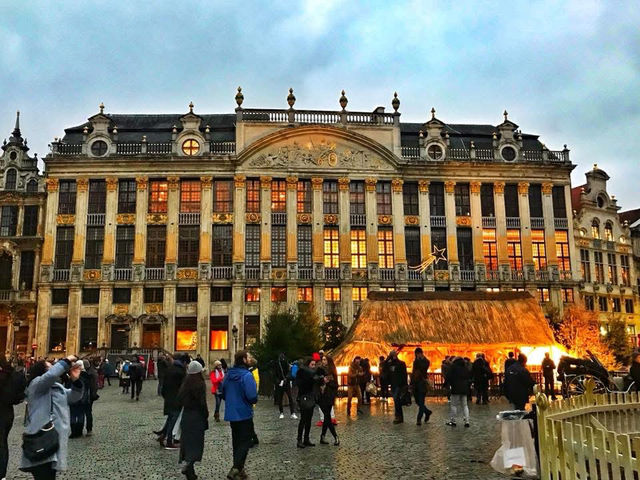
[221,350,258,480]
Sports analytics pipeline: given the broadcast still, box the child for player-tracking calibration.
[119,359,131,394]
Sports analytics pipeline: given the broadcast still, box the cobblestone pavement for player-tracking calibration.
[7,380,510,480]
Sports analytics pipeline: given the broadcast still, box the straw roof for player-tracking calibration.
[333,291,557,365]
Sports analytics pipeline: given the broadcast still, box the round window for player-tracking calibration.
[91,140,108,157]
[501,146,517,161]
[597,195,605,208]
[427,144,444,160]
[182,139,200,156]
[9,151,17,160]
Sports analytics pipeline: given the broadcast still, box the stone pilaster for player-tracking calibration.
[199,177,213,280]
[364,178,379,280]
[41,178,59,267]
[35,286,51,353]
[338,177,351,279]
[197,284,211,354]
[391,178,407,285]
[542,182,558,270]
[65,287,82,353]
[71,178,89,280]
[444,181,458,264]
[470,181,484,278]
[133,176,148,265]
[418,180,431,264]
[165,176,180,266]
[231,285,244,355]
[311,177,323,274]
[16,203,24,237]
[259,176,272,279]
[102,177,118,273]
[286,176,298,277]
[518,182,534,279]
[494,182,509,270]
[98,287,112,348]
[163,285,176,352]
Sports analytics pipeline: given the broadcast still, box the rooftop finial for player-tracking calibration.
[391,92,400,112]
[503,109,508,121]
[99,102,104,114]
[189,101,194,113]
[339,90,348,110]
[430,107,436,119]
[14,110,20,133]
[235,87,244,108]
[593,163,598,170]
[287,88,296,108]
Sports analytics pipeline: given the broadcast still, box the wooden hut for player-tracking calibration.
[333,291,563,372]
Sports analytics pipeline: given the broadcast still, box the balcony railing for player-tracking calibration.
[55,143,82,155]
[53,269,70,282]
[535,270,549,281]
[560,270,573,281]
[0,290,11,301]
[145,267,165,280]
[530,217,545,228]
[460,270,475,282]
[114,268,132,281]
[179,212,200,225]
[401,146,569,164]
[147,142,173,154]
[511,269,525,281]
[430,216,446,227]
[380,268,395,281]
[245,267,260,280]
[271,212,286,225]
[506,217,521,228]
[299,268,313,280]
[350,214,366,226]
[486,270,500,281]
[475,149,495,160]
[554,218,568,229]
[211,266,232,280]
[408,270,423,281]
[116,143,142,155]
[401,146,420,160]
[482,216,496,228]
[325,268,340,281]
[210,141,236,154]
[240,108,395,125]
[87,213,106,226]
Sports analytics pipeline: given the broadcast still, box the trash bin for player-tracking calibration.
[490,410,538,478]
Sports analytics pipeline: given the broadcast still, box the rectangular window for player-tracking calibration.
[118,179,137,214]
[297,180,312,214]
[271,225,286,268]
[376,181,392,215]
[178,225,199,267]
[146,226,166,268]
[246,179,260,213]
[483,229,498,271]
[79,318,98,351]
[350,228,367,269]
[594,251,604,283]
[538,287,550,303]
[621,255,630,286]
[212,224,232,267]
[431,227,448,269]
[480,184,494,217]
[82,288,100,304]
[598,296,608,312]
[504,184,519,217]
[271,287,287,302]
[144,287,164,304]
[213,180,233,213]
[607,253,618,284]
[115,226,134,269]
[625,299,634,314]
[113,288,131,304]
[323,227,339,268]
[51,288,69,304]
[245,287,260,302]
[528,184,543,218]
[211,287,232,302]
[325,287,340,302]
[580,249,591,282]
[349,181,365,215]
[454,183,471,216]
[210,316,228,350]
[323,180,338,214]
[271,179,286,213]
[244,316,260,350]
[561,288,574,303]
[49,318,67,352]
[531,229,546,270]
[555,230,571,272]
[403,182,419,216]
[297,287,313,302]
[84,226,104,269]
[0,206,17,236]
[245,224,260,268]
[378,227,394,269]
[457,228,473,270]
[297,225,312,269]
[175,317,197,351]
[19,251,35,289]
[584,295,595,311]
[612,297,621,313]
[54,226,74,269]
[552,186,567,218]
[429,182,445,216]
[23,205,38,236]
[88,179,106,214]
[58,180,76,214]
[352,287,368,302]
[405,227,421,267]
[507,229,523,270]
[180,179,201,213]
[149,179,168,213]
[176,287,198,303]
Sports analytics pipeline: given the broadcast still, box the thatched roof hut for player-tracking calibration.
[333,291,561,371]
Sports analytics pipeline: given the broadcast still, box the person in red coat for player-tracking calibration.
[209,360,225,421]
[148,356,156,380]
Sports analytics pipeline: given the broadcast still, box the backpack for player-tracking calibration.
[123,363,130,373]
[290,363,298,379]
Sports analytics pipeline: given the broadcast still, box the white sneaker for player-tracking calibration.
[291,413,298,419]
[279,413,284,419]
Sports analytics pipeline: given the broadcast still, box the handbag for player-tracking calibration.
[22,392,59,462]
[299,394,316,410]
[365,381,378,397]
[400,387,412,406]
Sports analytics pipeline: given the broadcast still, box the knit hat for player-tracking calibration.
[187,360,203,375]
[214,360,222,367]
[311,352,321,362]
[75,360,85,371]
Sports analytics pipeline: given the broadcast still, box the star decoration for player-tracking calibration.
[432,245,447,263]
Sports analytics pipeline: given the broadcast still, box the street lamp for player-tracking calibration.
[232,324,238,356]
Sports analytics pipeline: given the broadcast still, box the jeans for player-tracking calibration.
[157,377,164,396]
[214,393,223,414]
[29,461,57,479]
[449,394,469,423]
[297,407,314,442]
[164,409,180,445]
[414,385,431,422]
[346,385,361,413]
[85,402,93,432]
[230,419,253,470]
[275,384,295,414]
[391,387,404,420]
[131,379,143,399]
[69,404,86,437]
[0,410,13,479]
[320,404,337,438]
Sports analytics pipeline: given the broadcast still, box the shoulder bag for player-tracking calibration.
[22,391,60,462]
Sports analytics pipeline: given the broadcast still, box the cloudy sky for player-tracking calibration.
[1,1,638,208]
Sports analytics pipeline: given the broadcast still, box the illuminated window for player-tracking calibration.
[591,219,600,239]
[298,287,313,303]
[297,180,312,213]
[376,182,392,215]
[352,287,368,302]
[380,287,395,292]
[271,287,287,302]
[454,183,470,216]
[483,229,498,271]
[580,249,591,282]
[181,139,200,156]
[351,228,367,269]
[537,287,550,303]
[378,227,394,269]
[245,287,260,302]
[555,230,571,272]
[604,222,614,242]
[49,318,67,352]
[607,253,618,284]
[323,227,339,268]
[213,180,233,213]
[244,316,260,349]
[350,181,365,215]
[594,251,604,283]
[325,287,340,302]
[562,288,574,303]
[180,179,201,213]
[621,255,630,286]
[246,179,260,213]
[209,316,228,351]
[323,180,338,214]
[531,230,546,270]
[271,179,286,212]
[175,317,197,351]
[149,180,168,213]
[507,229,523,270]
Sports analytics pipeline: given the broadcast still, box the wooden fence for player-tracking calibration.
[536,380,640,479]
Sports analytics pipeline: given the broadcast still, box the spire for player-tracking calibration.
[6,110,25,148]
[13,111,20,137]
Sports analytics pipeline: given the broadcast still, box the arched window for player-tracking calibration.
[26,179,38,193]
[604,222,614,242]
[4,169,17,190]
[591,219,600,239]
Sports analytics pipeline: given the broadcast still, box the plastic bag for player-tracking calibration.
[172,408,184,441]
[490,414,538,478]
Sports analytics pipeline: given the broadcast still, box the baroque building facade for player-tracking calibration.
[35,91,580,362]
[0,113,45,354]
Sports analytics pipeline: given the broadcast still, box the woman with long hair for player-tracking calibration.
[318,356,339,446]
[209,360,225,421]
[177,361,209,480]
[295,357,323,448]
[20,356,83,480]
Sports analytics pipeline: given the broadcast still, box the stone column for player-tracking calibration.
[165,176,180,272]
[391,178,407,287]
[16,202,24,237]
[33,247,41,292]
[98,286,112,348]
[71,178,89,282]
[470,181,484,279]
[41,179,60,270]
[102,177,118,279]
[259,176,272,279]
[65,286,82,353]
[199,177,213,280]
[518,182,534,279]
[231,285,244,356]
[338,177,351,279]
[130,286,143,347]
[542,182,558,272]
[197,284,211,354]
[418,180,431,263]
[286,176,298,276]
[494,182,509,278]
[133,177,148,276]
[163,285,176,352]
[563,184,579,278]
[232,175,246,274]
[364,178,379,281]
[311,177,324,319]
[444,181,458,264]
[35,286,51,354]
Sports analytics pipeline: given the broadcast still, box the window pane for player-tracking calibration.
[213,180,233,213]
[149,180,168,213]
[180,179,201,213]
[175,317,197,351]
[210,316,228,350]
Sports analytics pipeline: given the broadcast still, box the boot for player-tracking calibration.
[320,435,329,445]
[303,439,315,447]
[214,412,220,422]
[297,439,306,449]
[333,435,340,446]
[227,467,241,479]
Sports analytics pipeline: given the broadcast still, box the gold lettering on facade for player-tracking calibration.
[212,213,233,224]
[117,213,136,225]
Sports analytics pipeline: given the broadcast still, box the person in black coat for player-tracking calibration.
[505,352,517,372]
[472,353,492,405]
[0,354,26,480]
[129,355,145,401]
[274,352,296,418]
[387,351,408,424]
[630,353,640,392]
[541,353,557,400]
[178,361,209,480]
[504,353,536,410]
[295,358,324,448]
[157,353,170,396]
[378,355,389,401]
[444,356,471,427]
[318,355,339,446]
[69,360,98,438]
[159,354,187,448]
[411,347,432,425]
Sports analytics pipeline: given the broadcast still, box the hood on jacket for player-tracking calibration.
[226,366,251,382]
